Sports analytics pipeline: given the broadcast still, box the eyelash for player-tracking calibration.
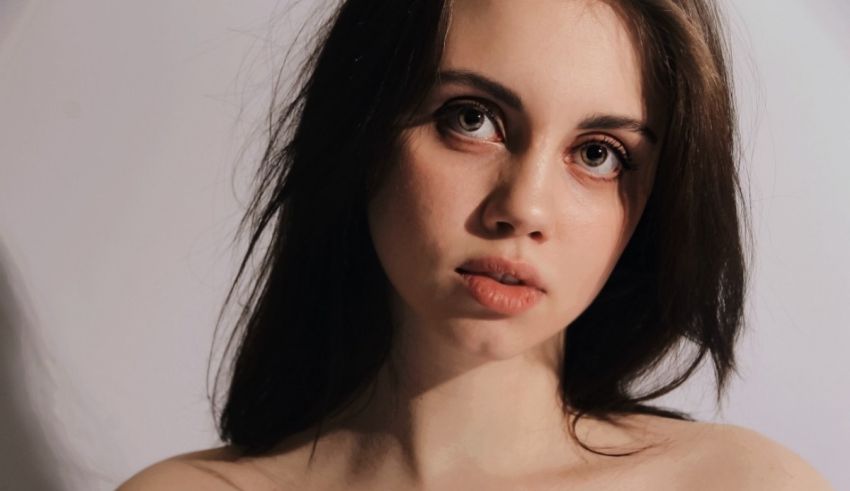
[434,97,504,142]
[577,135,636,182]
[433,98,637,181]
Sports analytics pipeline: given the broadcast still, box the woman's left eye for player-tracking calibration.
[435,100,503,142]
[574,138,634,179]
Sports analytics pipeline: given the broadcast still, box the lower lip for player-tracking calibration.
[457,271,544,315]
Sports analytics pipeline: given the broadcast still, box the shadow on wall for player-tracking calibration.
[0,0,32,47]
[0,244,66,491]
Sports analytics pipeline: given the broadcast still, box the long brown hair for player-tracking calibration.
[210,0,748,457]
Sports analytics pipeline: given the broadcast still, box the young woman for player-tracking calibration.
[121,0,833,489]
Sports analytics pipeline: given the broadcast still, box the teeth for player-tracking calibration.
[482,272,521,285]
[500,274,521,285]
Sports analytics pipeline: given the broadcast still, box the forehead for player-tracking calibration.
[443,0,646,123]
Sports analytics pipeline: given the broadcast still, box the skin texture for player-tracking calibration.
[119,0,835,489]
[349,0,663,483]
[119,421,836,490]
[371,0,659,368]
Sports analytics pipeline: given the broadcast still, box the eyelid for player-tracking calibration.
[435,97,506,141]
[432,100,638,179]
[574,133,635,171]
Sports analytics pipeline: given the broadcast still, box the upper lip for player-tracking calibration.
[456,256,546,293]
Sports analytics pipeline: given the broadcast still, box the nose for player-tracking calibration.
[480,145,556,243]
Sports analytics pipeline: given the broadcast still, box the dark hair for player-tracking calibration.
[209,0,748,458]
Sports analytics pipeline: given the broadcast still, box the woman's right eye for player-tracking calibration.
[435,100,504,143]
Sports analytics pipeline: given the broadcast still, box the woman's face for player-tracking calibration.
[368,0,660,362]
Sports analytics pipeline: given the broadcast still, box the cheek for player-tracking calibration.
[367,135,471,306]
[367,166,422,281]
[560,198,627,302]
[546,178,643,325]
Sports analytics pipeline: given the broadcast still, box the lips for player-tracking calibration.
[455,256,545,315]
[456,256,546,293]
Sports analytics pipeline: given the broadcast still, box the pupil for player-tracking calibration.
[584,144,607,165]
[460,109,484,130]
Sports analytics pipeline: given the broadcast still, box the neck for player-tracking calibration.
[305,317,588,487]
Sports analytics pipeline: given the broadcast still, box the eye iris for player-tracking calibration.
[582,144,608,167]
[458,108,485,131]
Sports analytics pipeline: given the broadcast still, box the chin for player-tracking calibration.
[437,315,552,362]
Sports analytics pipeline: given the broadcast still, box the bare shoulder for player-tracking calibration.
[648,418,835,490]
[117,445,285,491]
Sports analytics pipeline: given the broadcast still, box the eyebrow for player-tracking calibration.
[436,69,659,144]
[578,114,659,144]
[437,69,524,111]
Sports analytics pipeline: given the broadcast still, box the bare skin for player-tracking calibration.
[119,0,833,489]
[121,416,832,490]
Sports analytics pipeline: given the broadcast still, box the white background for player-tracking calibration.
[1,1,848,489]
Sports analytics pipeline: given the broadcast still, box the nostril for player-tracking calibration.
[495,221,514,235]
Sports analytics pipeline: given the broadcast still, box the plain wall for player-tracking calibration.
[1,1,847,489]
